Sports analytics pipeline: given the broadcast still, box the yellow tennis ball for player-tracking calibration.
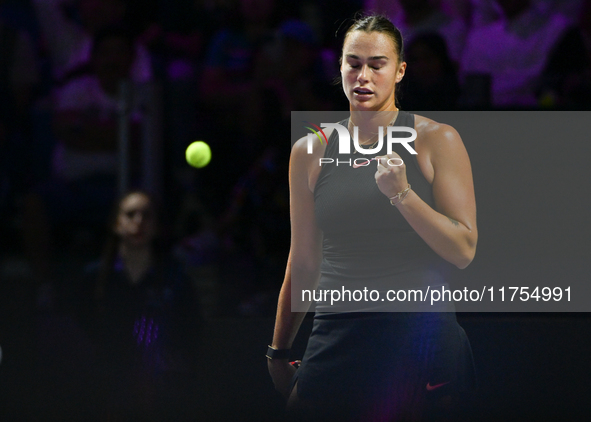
[185,141,211,168]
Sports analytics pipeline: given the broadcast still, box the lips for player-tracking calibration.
[353,87,374,95]
[353,88,374,102]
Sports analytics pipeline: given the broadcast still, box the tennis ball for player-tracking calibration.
[186,141,211,168]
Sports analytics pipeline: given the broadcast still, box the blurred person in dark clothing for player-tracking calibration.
[367,0,467,63]
[257,19,335,121]
[0,4,40,224]
[32,0,152,83]
[78,190,200,417]
[460,0,571,107]
[538,0,591,107]
[197,0,281,213]
[400,32,460,110]
[200,0,279,126]
[22,26,140,297]
[217,145,290,316]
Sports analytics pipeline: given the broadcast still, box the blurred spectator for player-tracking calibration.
[137,1,230,177]
[538,0,591,107]
[197,0,281,211]
[218,145,290,316]
[32,0,152,83]
[139,0,227,68]
[467,0,503,28]
[366,0,467,63]
[440,0,473,25]
[0,11,39,121]
[301,0,363,51]
[400,32,460,110]
[460,0,570,107]
[200,0,279,129]
[22,25,140,292]
[172,183,221,318]
[549,0,585,22]
[0,6,40,212]
[77,190,200,416]
[256,19,334,122]
[463,0,579,28]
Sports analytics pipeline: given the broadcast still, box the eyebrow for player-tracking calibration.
[345,54,389,60]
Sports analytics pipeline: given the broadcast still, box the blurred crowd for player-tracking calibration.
[1,0,591,324]
[0,0,590,417]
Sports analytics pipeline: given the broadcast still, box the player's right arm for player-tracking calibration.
[268,136,324,398]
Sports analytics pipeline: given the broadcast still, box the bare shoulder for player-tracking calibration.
[291,126,334,157]
[411,114,468,183]
[414,114,468,166]
[414,114,463,153]
[291,127,334,192]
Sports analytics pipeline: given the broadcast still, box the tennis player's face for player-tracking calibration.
[341,31,406,111]
[115,193,156,247]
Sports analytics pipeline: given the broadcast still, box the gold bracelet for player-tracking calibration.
[389,184,411,206]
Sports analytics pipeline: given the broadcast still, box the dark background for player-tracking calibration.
[1,0,591,420]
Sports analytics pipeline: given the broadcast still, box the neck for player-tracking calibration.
[350,109,399,142]
[119,243,152,282]
[119,242,151,257]
[119,243,152,267]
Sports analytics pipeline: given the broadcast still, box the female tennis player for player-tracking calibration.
[268,14,477,421]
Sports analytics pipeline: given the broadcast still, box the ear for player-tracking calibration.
[395,62,407,83]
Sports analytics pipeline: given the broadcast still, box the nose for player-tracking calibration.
[357,64,370,83]
[132,212,144,225]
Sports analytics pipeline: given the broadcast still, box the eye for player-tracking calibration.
[370,61,387,70]
[349,64,381,70]
[123,209,153,220]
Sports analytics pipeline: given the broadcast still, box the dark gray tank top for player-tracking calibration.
[313,111,452,312]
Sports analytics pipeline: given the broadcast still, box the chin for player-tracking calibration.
[349,96,368,106]
[351,101,378,111]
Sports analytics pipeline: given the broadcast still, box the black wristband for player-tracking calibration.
[266,345,290,360]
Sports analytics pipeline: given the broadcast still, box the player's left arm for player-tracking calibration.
[395,123,477,269]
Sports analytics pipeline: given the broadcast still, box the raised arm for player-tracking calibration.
[268,137,323,397]
[376,120,477,269]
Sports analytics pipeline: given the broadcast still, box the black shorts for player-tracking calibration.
[288,312,476,421]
